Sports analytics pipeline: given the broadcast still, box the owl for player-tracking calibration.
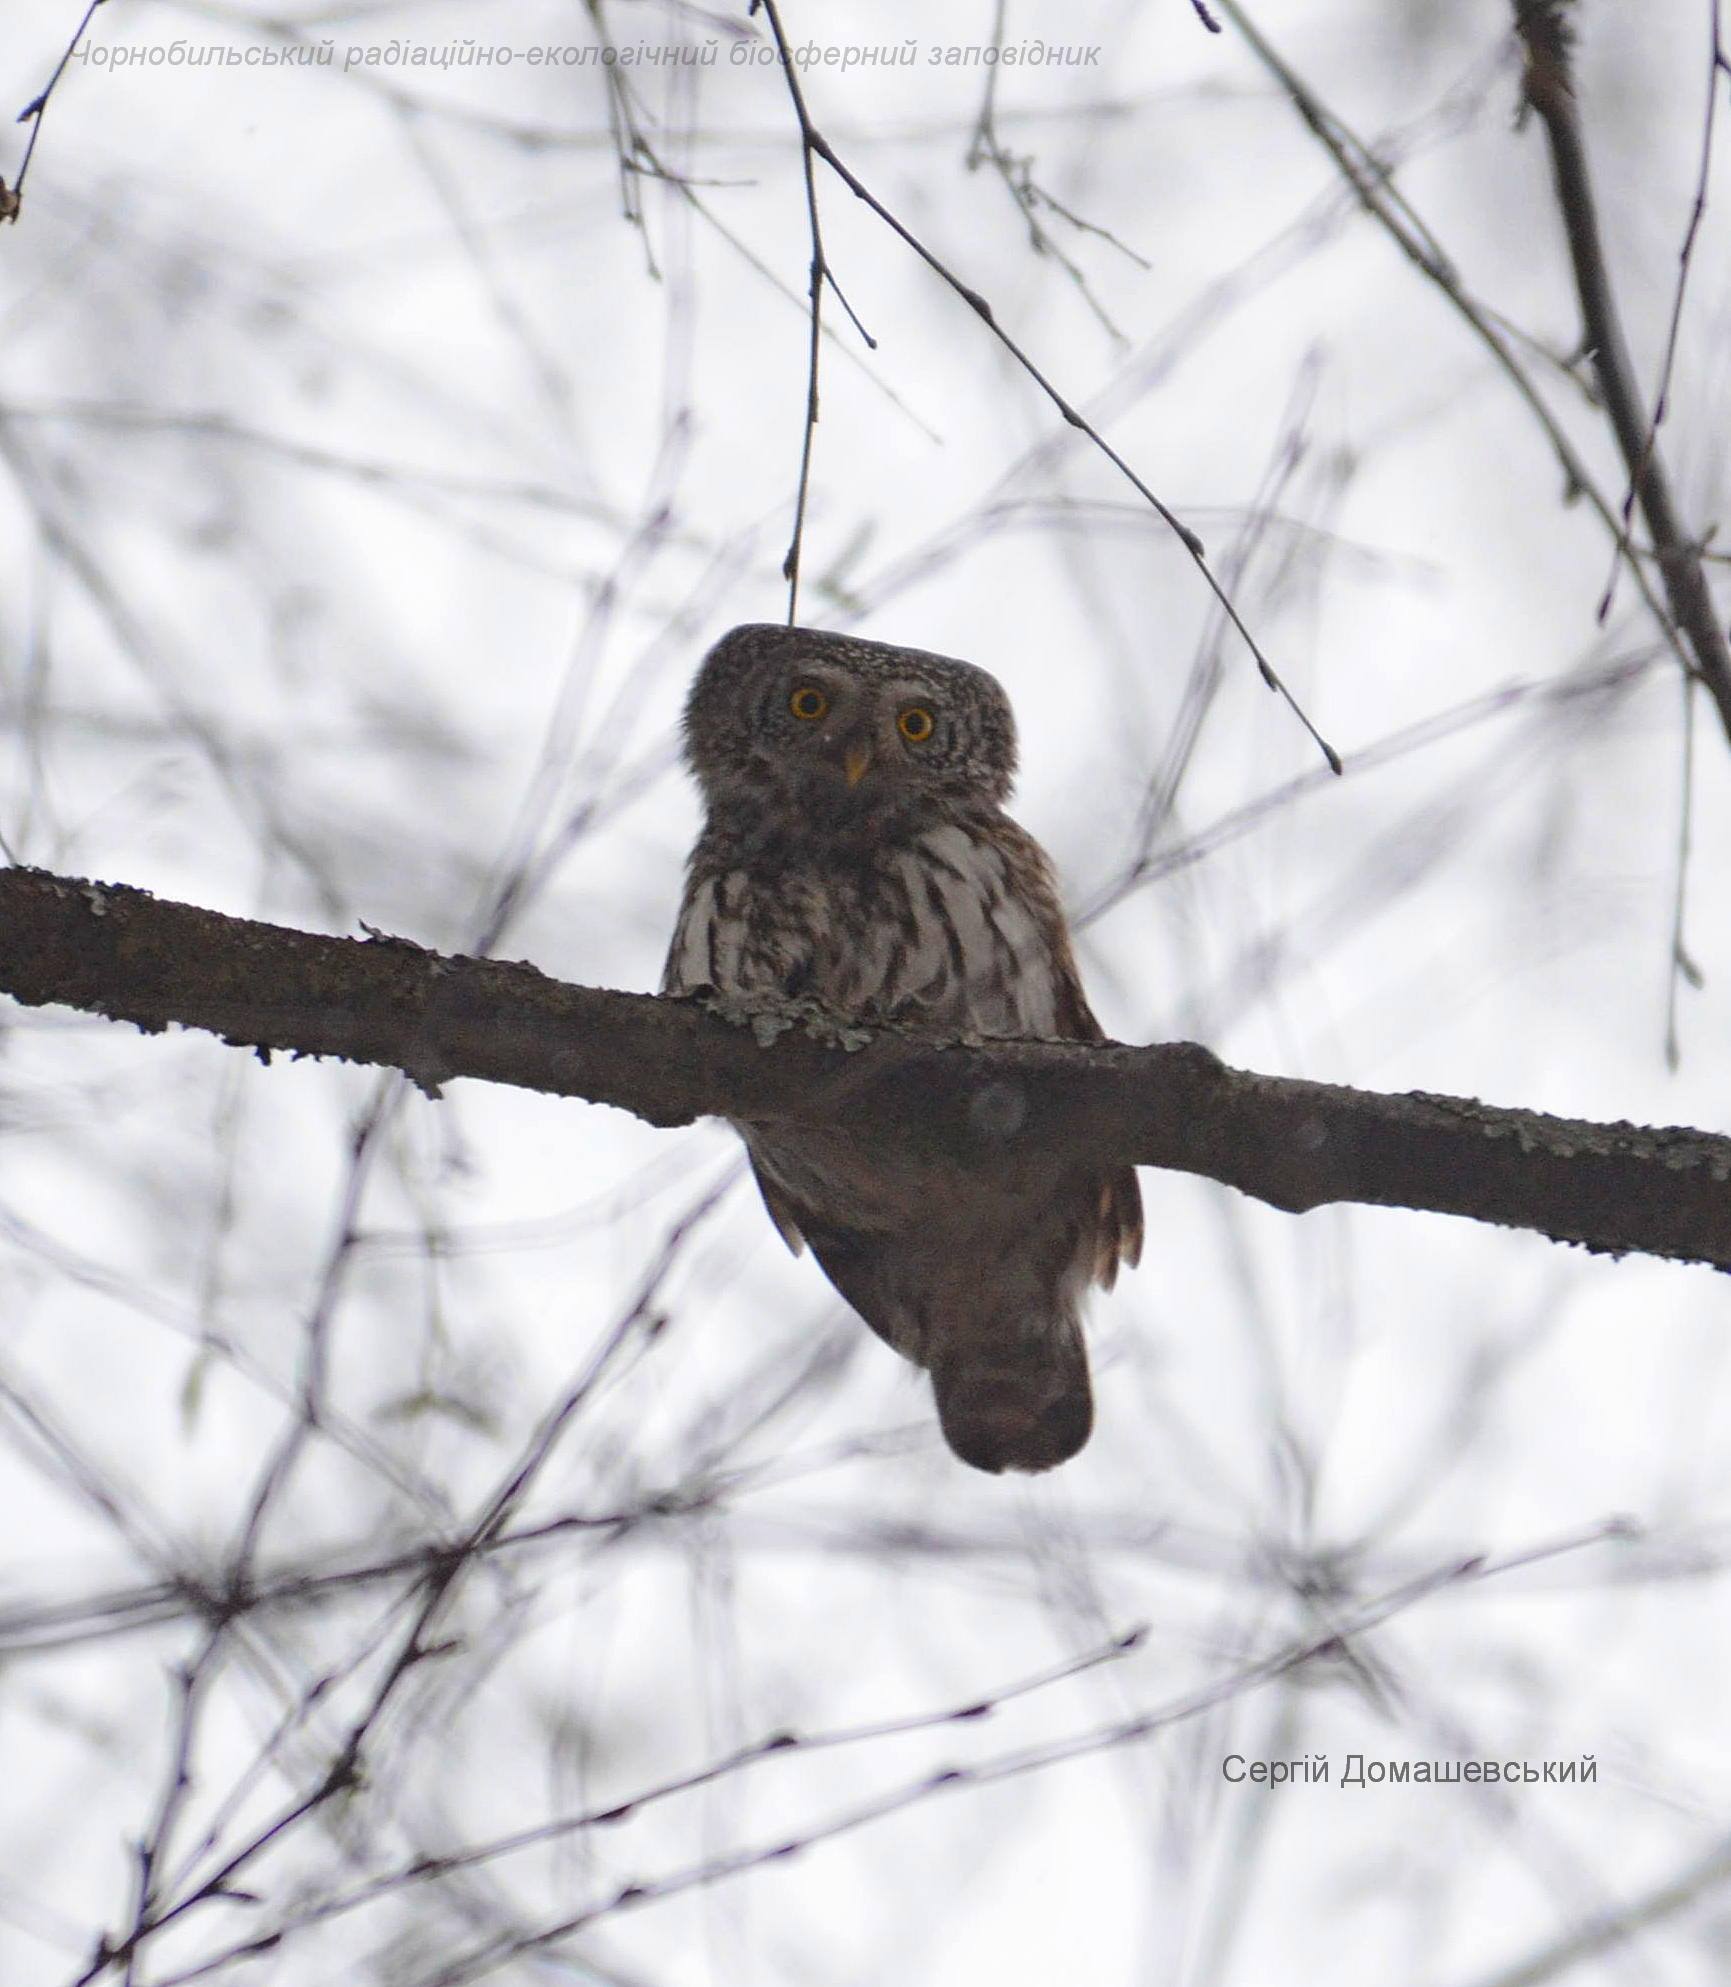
[663,625,1142,1473]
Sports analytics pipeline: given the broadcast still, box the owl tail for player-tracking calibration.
[929,1310,1093,1474]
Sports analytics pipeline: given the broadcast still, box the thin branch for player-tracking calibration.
[965,0,1149,342]
[1597,0,1729,624]
[123,1631,226,1987]
[1513,0,1731,742]
[357,1537,1599,1987]
[751,0,878,622]
[1465,1828,1731,1987]
[0,1494,1676,1666]
[3,0,107,223]
[1215,2,1704,705]
[1665,675,1702,1070]
[750,0,1338,772]
[76,1194,717,1984]
[6,865,1731,1271]
[1081,644,1657,924]
[146,1625,1152,1981]
[1124,355,1321,870]
[584,0,661,275]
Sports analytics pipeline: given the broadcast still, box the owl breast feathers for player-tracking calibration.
[663,624,1142,1474]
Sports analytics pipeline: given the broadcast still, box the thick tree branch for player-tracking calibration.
[1514,0,1731,742]
[3,864,1730,1269]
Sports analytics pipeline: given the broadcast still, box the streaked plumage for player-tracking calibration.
[663,624,1141,1472]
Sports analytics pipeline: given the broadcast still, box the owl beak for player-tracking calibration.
[843,742,873,789]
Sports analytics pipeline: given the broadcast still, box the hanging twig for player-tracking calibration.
[3,0,108,224]
[750,0,877,623]
[1597,0,1729,625]
[751,0,1338,771]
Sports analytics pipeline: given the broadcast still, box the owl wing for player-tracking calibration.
[660,869,724,1000]
[746,1152,809,1256]
[663,861,814,1259]
[1045,955,1144,1287]
[991,822,1145,1290]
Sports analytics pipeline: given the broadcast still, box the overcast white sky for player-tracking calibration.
[4,3,1731,1983]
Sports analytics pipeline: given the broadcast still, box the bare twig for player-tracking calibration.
[1464,1829,1731,1987]
[76,1189,719,1985]
[1078,646,1656,924]
[1216,1,1704,702]
[751,0,877,622]
[4,0,107,223]
[122,1631,226,1987]
[7,864,1731,1270]
[355,1535,1606,1987]
[1596,0,1729,625]
[1514,0,1731,741]
[1665,676,1703,1071]
[750,0,1338,771]
[143,1626,1152,1981]
[965,0,1149,341]
[1124,355,1321,869]
[584,0,660,274]
[0,1488,1689,1664]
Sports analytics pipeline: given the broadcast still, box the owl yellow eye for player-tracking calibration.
[789,686,828,721]
[898,706,935,743]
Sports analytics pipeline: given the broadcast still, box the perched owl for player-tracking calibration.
[663,625,1142,1473]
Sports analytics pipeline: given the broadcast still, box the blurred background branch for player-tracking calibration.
[3,5,1729,1981]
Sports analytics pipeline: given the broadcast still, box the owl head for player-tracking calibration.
[682,624,1019,823]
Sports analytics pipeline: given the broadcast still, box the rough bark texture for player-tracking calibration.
[4,863,1731,1269]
